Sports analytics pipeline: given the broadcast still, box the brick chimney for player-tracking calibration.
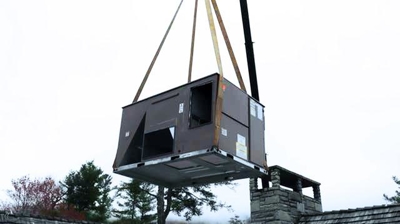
[250,166,322,224]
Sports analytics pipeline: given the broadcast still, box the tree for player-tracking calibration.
[113,179,156,223]
[113,180,233,224]
[229,214,247,224]
[383,176,400,204]
[163,183,233,223]
[55,203,86,220]
[134,182,234,224]
[3,175,63,215]
[61,161,113,222]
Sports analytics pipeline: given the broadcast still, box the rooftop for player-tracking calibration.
[299,203,400,224]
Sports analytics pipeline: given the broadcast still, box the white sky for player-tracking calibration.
[1,0,400,223]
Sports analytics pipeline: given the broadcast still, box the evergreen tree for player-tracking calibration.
[114,180,234,224]
[113,179,156,224]
[61,161,112,222]
[383,176,400,204]
[157,182,234,223]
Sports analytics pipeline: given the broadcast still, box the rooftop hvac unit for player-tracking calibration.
[113,73,267,187]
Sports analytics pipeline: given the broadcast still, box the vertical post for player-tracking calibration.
[313,185,322,202]
[249,178,257,191]
[295,177,303,195]
[271,168,280,188]
[239,0,259,101]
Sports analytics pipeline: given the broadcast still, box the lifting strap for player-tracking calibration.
[205,0,224,146]
[205,0,223,76]
[134,0,246,104]
[187,0,199,83]
[211,0,247,92]
[133,0,185,103]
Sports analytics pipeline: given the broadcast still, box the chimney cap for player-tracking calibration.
[269,165,320,189]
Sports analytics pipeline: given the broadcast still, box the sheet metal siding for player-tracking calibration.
[249,100,265,167]
[177,75,217,154]
[114,102,149,168]
[115,75,219,165]
[221,78,249,127]
[122,73,219,109]
[144,92,180,134]
[219,114,249,159]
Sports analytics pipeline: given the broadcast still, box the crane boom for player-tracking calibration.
[239,0,259,101]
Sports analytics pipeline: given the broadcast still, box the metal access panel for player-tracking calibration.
[113,73,267,187]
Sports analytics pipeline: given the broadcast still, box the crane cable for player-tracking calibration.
[133,0,185,103]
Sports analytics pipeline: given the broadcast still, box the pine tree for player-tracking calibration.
[383,176,400,204]
[155,182,235,224]
[61,161,112,222]
[113,179,156,224]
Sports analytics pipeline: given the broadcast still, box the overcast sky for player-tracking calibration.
[1,0,400,223]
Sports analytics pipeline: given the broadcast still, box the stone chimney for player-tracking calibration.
[250,165,322,224]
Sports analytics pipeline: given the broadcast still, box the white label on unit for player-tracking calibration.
[179,103,184,113]
[125,131,130,137]
[237,134,246,145]
[169,127,175,139]
[250,99,256,117]
[236,142,248,159]
[257,104,263,121]
[221,128,227,136]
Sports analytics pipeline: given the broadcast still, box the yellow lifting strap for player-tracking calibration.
[134,0,246,105]
[194,0,246,92]
[205,0,224,146]
[205,0,223,76]
[211,0,247,92]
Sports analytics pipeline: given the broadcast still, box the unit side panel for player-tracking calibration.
[222,78,249,127]
[114,101,150,168]
[144,92,181,134]
[178,75,219,154]
[115,73,220,166]
[249,99,265,167]
[219,114,249,160]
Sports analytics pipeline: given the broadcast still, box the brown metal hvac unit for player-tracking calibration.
[113,73,267,187]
